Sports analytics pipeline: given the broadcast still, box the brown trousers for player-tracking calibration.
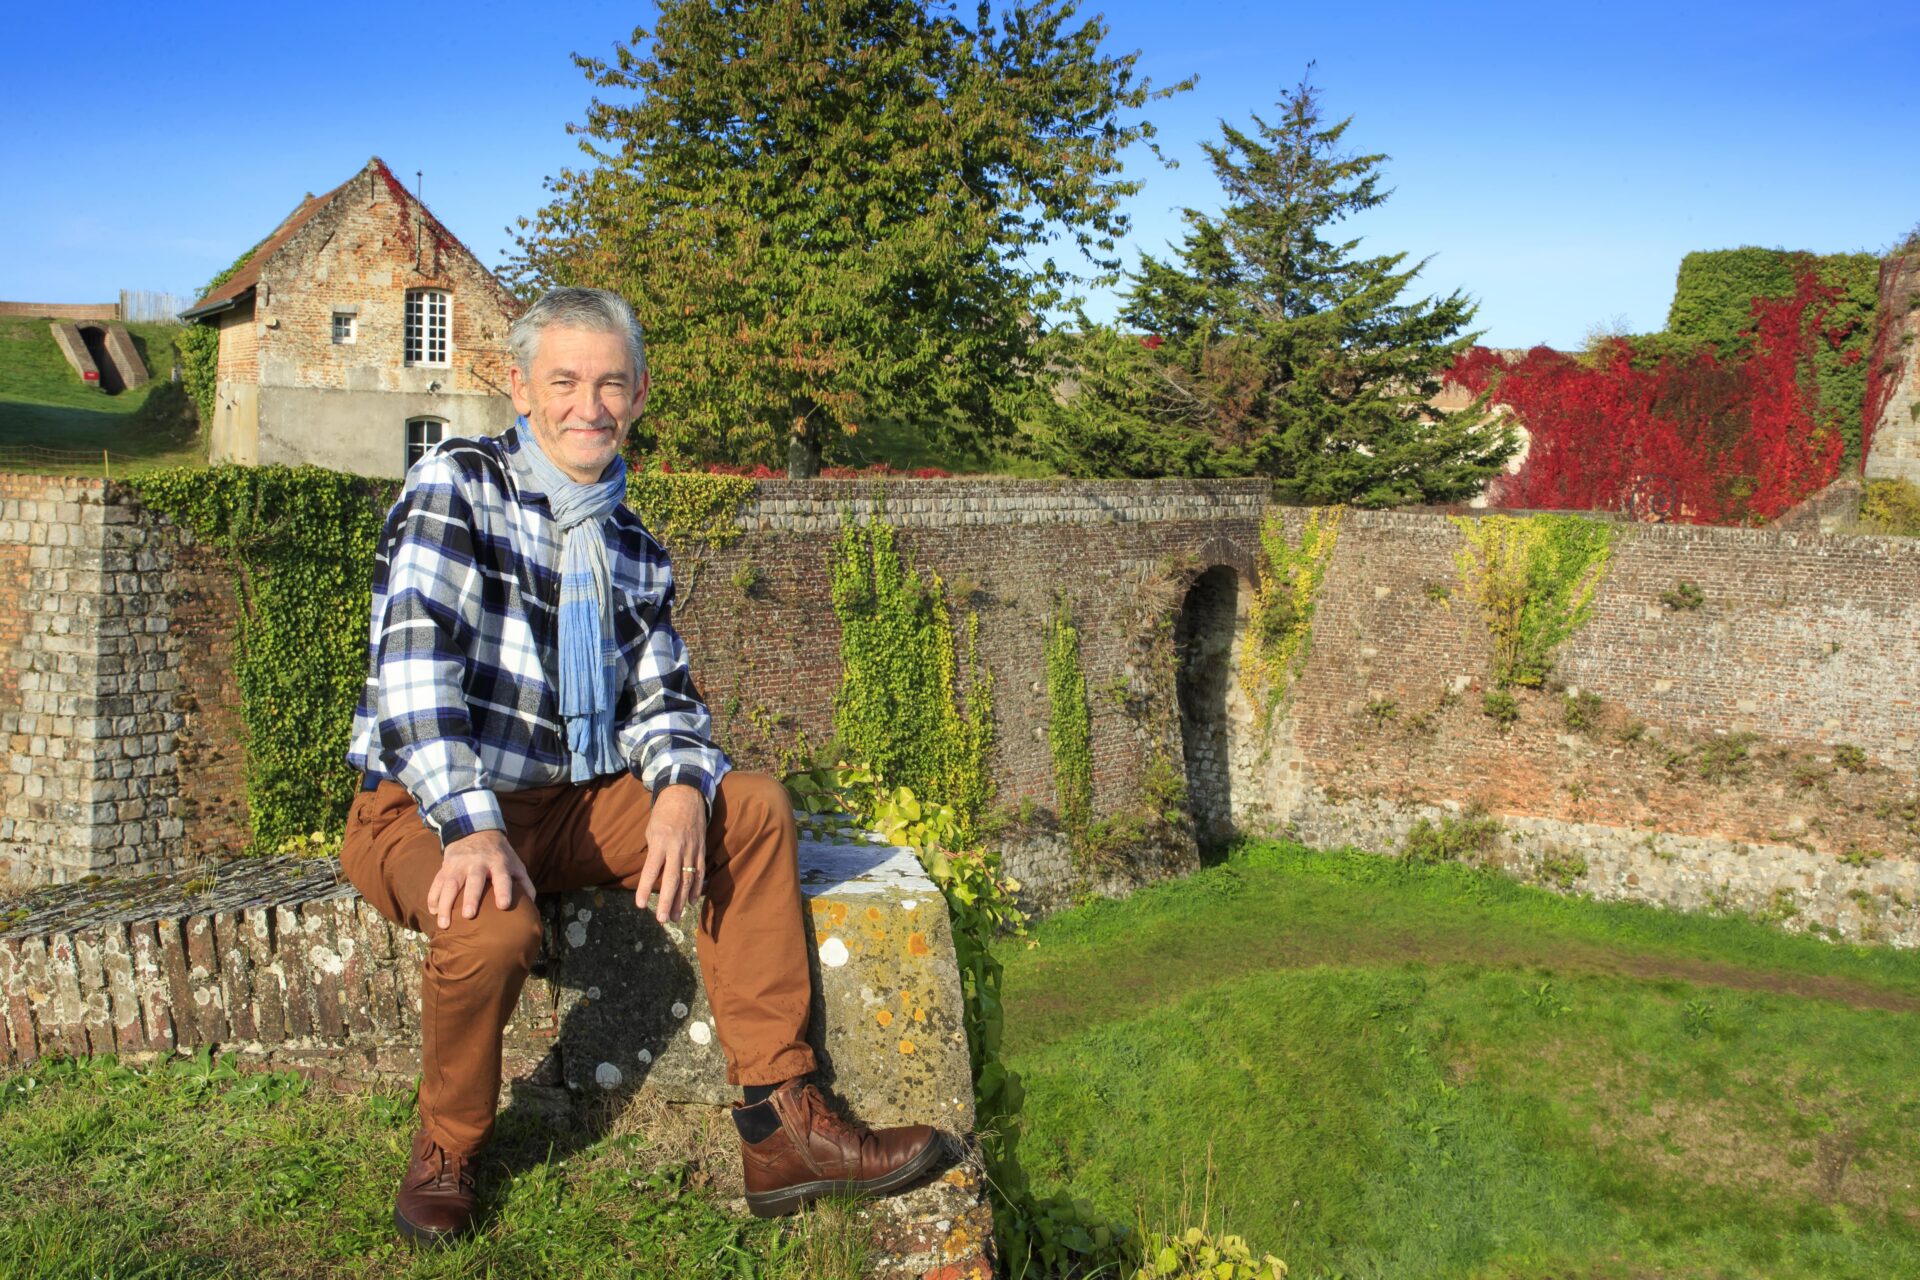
[340,769,817,1156]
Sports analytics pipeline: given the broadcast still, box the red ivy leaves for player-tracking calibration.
[1447,271,1845,524]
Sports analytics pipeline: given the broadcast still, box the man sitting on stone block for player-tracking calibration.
[341,286,941,1245]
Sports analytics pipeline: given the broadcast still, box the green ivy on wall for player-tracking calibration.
[1044,600,1092,845]
[1450,513,1613,687]
[1240,504,1344,723]
[624,465,754,552]
[178,248,258,428]
[1666,248,1881,464]
[131,465,394,849]
[828,508,994,837]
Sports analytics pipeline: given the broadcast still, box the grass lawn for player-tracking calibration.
[0,316,205,475]
[999,841,1920,1279]
[0,1054,868,1279]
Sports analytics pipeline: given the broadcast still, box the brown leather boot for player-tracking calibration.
[394,1129,480,1245]
[738,1080,942,1218]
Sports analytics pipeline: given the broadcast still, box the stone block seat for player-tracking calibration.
[0,814,990,1273]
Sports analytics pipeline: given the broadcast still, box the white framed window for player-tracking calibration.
[331,312,356,344]
[404,289,449,366]
[406,417,446,468]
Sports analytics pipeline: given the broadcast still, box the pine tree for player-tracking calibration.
[1033,78,1515,503]
[508,0,1183,476]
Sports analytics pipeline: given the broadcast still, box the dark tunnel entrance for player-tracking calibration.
[1173,565,1239,851]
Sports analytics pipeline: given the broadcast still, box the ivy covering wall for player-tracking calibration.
[1043,601,1092,843]
[828,510,994,837]
[1240,505,1344,722]
[1450,513,1613,688]
[1666,248,1879,465]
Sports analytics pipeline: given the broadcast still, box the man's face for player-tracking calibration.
[508,325,649,485]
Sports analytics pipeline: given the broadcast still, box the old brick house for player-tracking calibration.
[181,157,520,478]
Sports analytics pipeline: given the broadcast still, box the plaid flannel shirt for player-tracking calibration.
[346,424,730,846]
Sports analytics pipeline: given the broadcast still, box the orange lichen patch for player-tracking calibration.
[898,1039,916,1054]
[942,1225,973,1256]
[828,902,849,926]
[913,1007,927,1023]
[908,932,930,956]
[866,906,882,922]
[809,899,829,915]
[876,1009,894,1027]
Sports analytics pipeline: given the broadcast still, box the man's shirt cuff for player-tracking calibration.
[641,762,722,813]
[427,787,508,849]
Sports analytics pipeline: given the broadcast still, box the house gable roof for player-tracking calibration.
[181,157,515,322]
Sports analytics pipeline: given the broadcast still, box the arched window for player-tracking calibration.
[403,289,450,366]
[406,417,446,469]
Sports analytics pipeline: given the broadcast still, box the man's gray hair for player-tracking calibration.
[507,287,647,380]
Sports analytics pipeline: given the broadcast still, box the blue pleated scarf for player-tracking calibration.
[516,419,628,782]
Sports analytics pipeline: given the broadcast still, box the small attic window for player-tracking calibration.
[331,312,356,344]
[404,289,449,367]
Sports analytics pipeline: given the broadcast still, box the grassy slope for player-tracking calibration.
[0,1054,866,1280]
[999,842,1920,1279]
[0,316,204,472]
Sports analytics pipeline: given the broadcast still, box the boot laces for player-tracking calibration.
[423,1145,476,1196]
[800,1085,869,1145]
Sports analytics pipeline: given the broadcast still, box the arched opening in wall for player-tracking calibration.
[1174,565,1238,855]
[77,325,124,394]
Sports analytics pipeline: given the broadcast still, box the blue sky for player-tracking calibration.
[3,1,1915,348]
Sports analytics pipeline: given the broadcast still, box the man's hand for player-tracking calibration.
[429,829,538,930]
[633,785,708,923]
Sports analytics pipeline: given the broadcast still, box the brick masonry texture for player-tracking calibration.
[4,478,1919,991]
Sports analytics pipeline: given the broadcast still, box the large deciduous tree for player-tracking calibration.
[1028,78,1515,505]
[508,0,1181,475]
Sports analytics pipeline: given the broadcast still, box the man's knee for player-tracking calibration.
[430,902,543,982]
[719,772,796,841]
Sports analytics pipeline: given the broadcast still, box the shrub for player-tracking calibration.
[1131,1227,1287,1280]
[1482,690,1520,731]
[1835,744,1870,773]
[1659,580,1705,611]
[1363,697,1398,728]
[1696,733,1756,784]
[1861,478,1920,537]
[1402,807,1503,866]
[1562,691,1601,732]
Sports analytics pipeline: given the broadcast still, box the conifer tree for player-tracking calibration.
[508,0,1182,476]
[1031,78,1514,504]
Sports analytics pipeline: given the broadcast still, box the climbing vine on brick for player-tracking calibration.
[1240,504,1344,722]
[129,465,395,849]
[178,248,258,427]
[1450,513,1613,687]
[624,465,753,552]
[1044,601,1092,845]
[828,508,994,838]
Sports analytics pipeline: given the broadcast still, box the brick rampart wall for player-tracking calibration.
[675,481,1265,904]
[1244,508,1920,944]
[6,476,1919,937]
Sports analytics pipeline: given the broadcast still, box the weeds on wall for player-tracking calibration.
[828,507,994,839]
[1450,513,1613,687]
[131,466,394,848]
[1044,601,1093,849]
[1240,505,1344,723]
